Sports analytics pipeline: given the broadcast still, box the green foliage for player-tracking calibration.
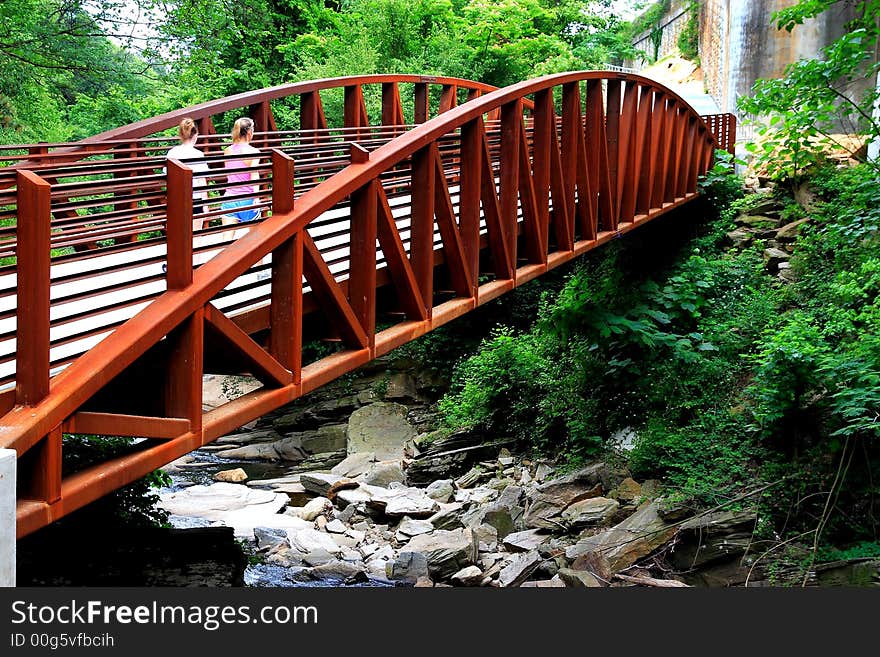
[739,0,879,182]
[62,434,171,528]
[697,150,745,215]
[677,1,700,64]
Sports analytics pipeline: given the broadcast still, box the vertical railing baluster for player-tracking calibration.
[15,170,61,503]
[164,160,202,430]
[500,100,521,270]
[15,170,51,406]
[349,144,377,348]
[617,81,638,224]
[460,118,483,296]
[411,144,435,316]
[605,79,622,227]
[533,89,553,255]
[269,149,301,382]
[166,160,193,290]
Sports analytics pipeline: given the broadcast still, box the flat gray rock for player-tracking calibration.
[300,472,343,496]
[498,550,542,587]
[331,452,377,478]
[502,529,549,552]
[405,528,478,580]
[346,402,417,460]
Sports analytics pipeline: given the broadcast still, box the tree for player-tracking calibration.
[739,0,880,181]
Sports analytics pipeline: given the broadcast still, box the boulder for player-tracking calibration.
[288,528,343,555]
[397,517,434,537]
[405,428,514,485]
[297,496,332,521]
[534,463,554,482]
[331,452,377,478]
[159,483,297,539]
[524,463,611,529]
[299,424,348,455]
[557,568,602,587]
[213,468,248,483]
[611,478,642,503]
[427,503,467,530]
[570,552,612,583]
[725,228,753,248]
[302,548,336,567]
[254,527,288,552]
[468,487,498,505]
[451,565,483,586]
[386,551,429,583]
[763,247,790,272]
[346,402,417,460]
[425,479,455,503]
[383,489,440,518]
[309,560,365,581]
[503,529,549,553]
[473,524,498,550]
[671,511,758,570]
[561,497,620,529]
[361,460,406,487]
[325,519,347,534]
[565,501,678,573]
[299,473,343,496]
[463,504,515,540]
[218,436,306,462]
[734,214,779,229]
[775,217,810,241]
[498,485,524,508]
[404,528,479,580]
[498,550,542,588]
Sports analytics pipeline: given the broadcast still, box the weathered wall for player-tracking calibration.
[630,0,875,122]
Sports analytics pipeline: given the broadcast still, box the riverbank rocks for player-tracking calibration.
[561,497,619,529]
[386,551,429,583]
[159,483,311,539]
[503,529,549,553]
[524,463,617,529]
[498,550,542,587]
[331,452,377,478]
[217,438,301,462]
[346,402,417,460]
[425,479,455,503]
[361,460,406,487]
[565,500,678,573]
[405,528,478,580]
[300,473,344,496]
[213,468,248,483]
[404,428,515,485]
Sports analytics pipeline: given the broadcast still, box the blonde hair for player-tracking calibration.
[178,117,198,142]
[231,117,254,141]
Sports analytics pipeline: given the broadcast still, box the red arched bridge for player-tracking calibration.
[0,72,735,537]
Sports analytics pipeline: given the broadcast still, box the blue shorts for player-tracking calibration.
[221,198,259,223]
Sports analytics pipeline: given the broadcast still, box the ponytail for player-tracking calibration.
[232,117,254,142]
[178,117,198,142]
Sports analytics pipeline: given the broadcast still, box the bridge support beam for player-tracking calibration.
[0,449,15,587]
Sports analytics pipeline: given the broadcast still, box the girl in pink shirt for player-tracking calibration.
[220,117,261,224]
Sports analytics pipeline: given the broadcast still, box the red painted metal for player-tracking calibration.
[1,71,733,537]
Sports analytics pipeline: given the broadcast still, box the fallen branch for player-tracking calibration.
[615,573,689,588]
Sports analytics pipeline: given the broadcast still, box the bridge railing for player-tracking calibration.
[4,71,730,536]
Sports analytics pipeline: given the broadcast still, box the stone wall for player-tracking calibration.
[629,0,876,122]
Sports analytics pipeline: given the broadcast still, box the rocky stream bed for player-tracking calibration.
[155,364,800,588]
